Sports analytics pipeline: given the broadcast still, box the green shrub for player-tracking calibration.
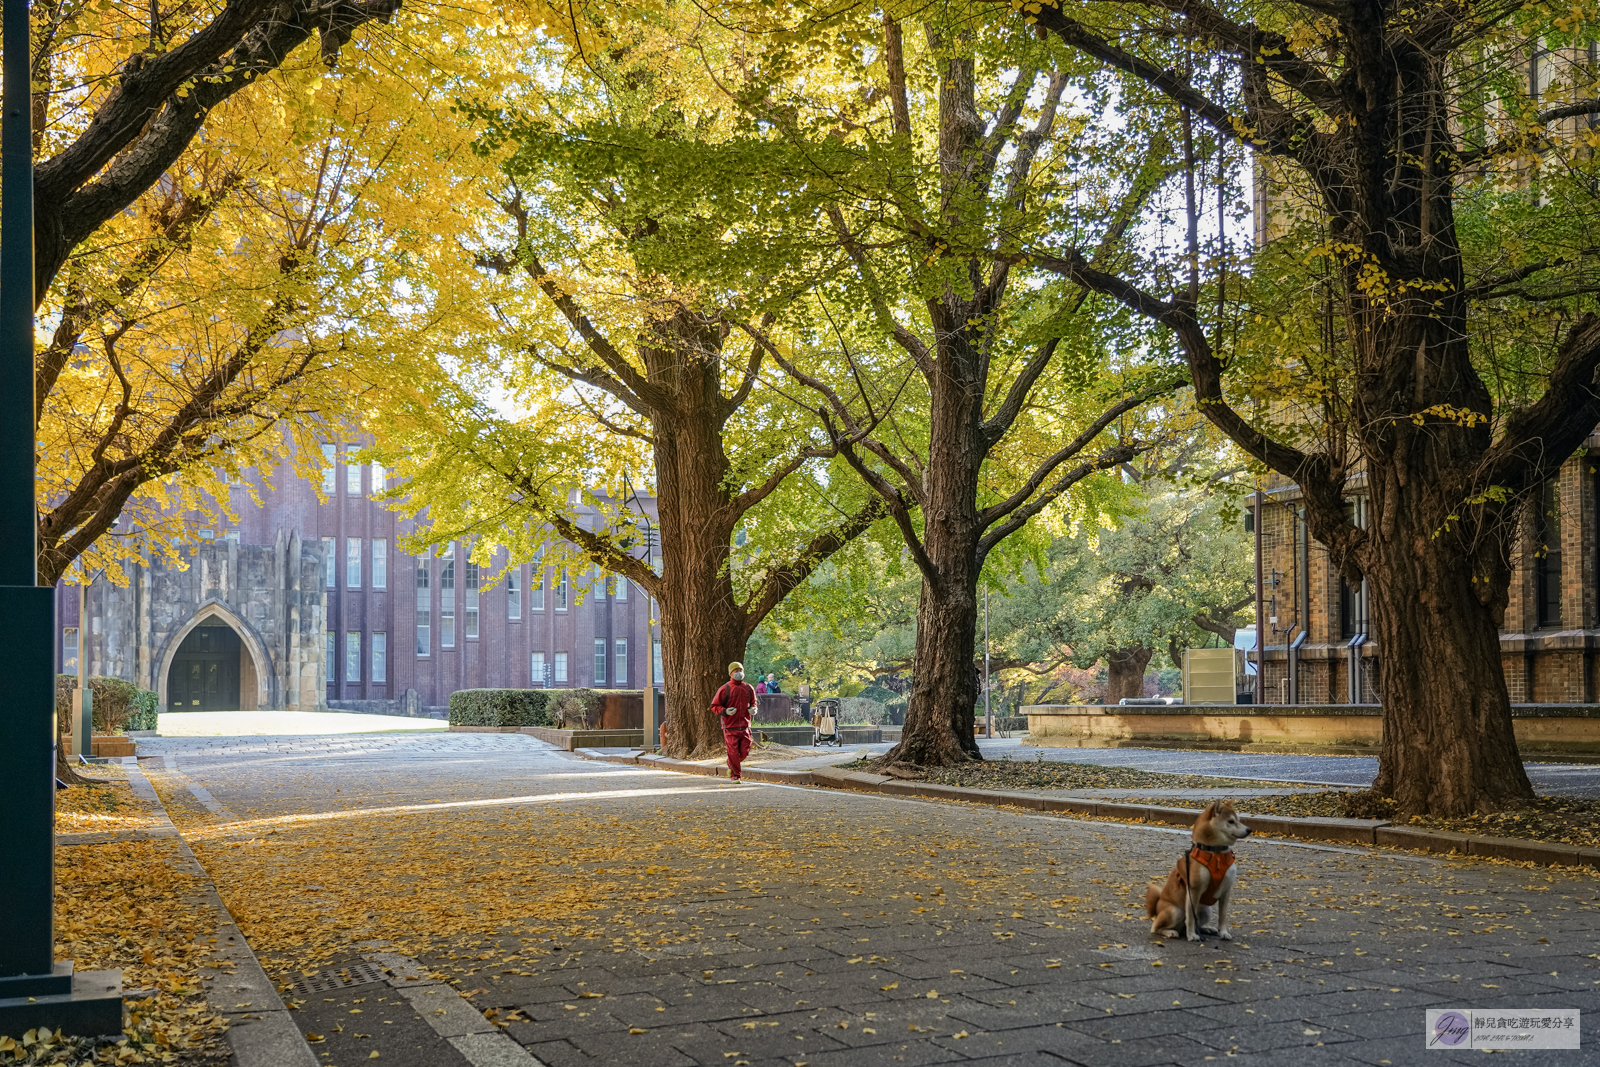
[548,688,600,729]
[448,689,552,727]
[54,675,142,733]
[124,690,159,731]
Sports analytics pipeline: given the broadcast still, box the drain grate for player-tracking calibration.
[289,960,390,996]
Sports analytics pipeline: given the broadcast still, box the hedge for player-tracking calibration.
[54,675,146,733]
[448,689,553,728]
[124,690,159,731]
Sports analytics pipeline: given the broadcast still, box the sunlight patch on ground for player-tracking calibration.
[155,711,448,736]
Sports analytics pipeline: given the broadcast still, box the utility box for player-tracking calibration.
[1182,649,1237,706]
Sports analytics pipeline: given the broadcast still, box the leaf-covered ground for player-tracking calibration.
[9,782,231,1065]
[1121,793,1600,851]
[869,757,1295,793]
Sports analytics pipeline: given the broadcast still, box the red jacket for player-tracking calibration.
[712,680,756,732]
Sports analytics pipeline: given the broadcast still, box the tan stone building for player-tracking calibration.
[1252,441,1600,705]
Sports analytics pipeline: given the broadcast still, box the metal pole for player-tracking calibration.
[972,585,985,742]
[0,0,59,985]
[0,5,122,1030]
[1252,482,1264,702]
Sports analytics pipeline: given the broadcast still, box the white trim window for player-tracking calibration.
[553,651,569,685]
[372,539,387,589]
[440,543,456,648]
[347,537,362,588]
[321,444,337,495]
[507,569,521,620]
[614,639,627,686]
[323,538,336,588]
[346,631,361,682]
[372,632,387,683]
[594,638,607,685]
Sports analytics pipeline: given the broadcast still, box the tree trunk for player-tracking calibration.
[1104,646,1153,704]
[875,308,988,767]
[648,329,747,761]
[1363,478,1531,815]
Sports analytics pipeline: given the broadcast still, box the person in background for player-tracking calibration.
[754,675,768,695]
[764,673,782,694]
[711,661,757,780]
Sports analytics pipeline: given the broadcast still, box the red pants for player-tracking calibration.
[724,730,752,778]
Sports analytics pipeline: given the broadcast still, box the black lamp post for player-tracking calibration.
[0,0,123,1034]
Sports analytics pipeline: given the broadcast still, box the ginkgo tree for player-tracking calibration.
[25,0,546,586]
[707,4,1182,766]
[372,21,891,758]
[1025,0,1600,814]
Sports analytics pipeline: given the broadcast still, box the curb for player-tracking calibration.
[578,749,1600,870]
[124,759,319,1067]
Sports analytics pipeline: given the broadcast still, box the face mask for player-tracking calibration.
[733,671,744,681]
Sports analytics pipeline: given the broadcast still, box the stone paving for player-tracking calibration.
[141,733,1600,1066]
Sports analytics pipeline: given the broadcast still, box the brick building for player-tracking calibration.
[1253,444,1600,705]
[57,442,660,714]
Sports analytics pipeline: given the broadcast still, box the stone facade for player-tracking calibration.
[58,441,659,712]
[1253,443,1600,704]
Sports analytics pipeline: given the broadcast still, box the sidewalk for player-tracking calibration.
[139,732,1600,1066]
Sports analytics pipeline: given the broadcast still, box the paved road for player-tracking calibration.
[141,733,1599,1066]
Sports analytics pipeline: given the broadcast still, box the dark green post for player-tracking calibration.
[0,0,123,1035]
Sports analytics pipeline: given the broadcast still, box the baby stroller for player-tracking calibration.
[812,698,843,747]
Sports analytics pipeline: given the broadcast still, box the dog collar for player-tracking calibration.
[1192,842,1233,853]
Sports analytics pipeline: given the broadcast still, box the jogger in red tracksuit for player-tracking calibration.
[711,661,757,780]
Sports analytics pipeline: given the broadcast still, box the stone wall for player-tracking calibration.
[79,532,327,710]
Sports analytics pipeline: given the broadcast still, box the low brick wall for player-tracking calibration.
[1022,703,1600,755]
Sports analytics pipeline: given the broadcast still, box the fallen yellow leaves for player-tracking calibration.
[30,785,229,1063]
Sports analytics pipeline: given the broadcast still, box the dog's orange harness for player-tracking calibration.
[1188,846,1235,906]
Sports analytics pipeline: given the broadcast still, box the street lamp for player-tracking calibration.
[0,0,123,1034]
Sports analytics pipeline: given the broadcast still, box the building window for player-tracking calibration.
[532,651,546,687]
[465,559,480,639]
[323,537,336,588]
[371,461,385,495]
[593,566,606,600]
[615,575,627,601]
[653,639,663,686]
[372,632,387,683]
[553,651,568,685]
[555,570,568,611]
[507,569,521,620]
[321,443,337,495]
[594,638,607,685]
[615,638,627,686]
[372,539,387,589]
[347,537,362,588]
[531,567,545,612]
[346,456,361,495]
[63,627,79,674]
[346,631,361,682]
[1536,476,1563,627]
[326,632,335,684]
[440,543,456,648]
[416,555,431,655]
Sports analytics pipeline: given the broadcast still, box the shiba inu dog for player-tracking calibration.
[1145,799,1252,942]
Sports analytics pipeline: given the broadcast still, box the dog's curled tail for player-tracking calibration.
[1144,884,1160,917]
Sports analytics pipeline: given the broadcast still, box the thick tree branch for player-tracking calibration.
[34,0,402,302]
[1479,314,1600,492]
[739,496,889,640]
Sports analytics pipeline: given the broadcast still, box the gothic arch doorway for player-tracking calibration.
[157,602,274,711]
[167,626,241,710]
